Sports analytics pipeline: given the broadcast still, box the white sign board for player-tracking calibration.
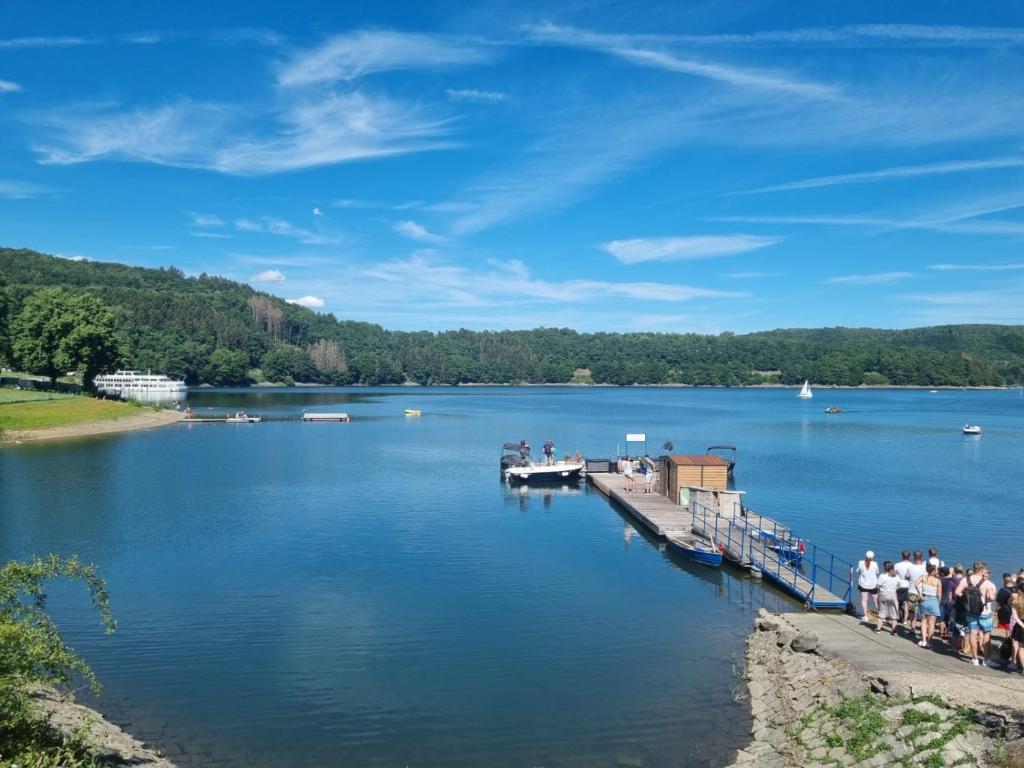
[625,433,646,442]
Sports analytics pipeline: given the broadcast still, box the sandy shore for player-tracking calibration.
[2,409,184,444]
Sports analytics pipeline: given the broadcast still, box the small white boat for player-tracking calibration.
[930,390,939,394]
[962,424,982,435]
[798,380,813,399]
[225,411,261,423]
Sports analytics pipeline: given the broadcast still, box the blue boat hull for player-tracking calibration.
[667,537,723,567]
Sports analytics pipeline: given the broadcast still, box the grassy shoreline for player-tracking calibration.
[0,395,183,443]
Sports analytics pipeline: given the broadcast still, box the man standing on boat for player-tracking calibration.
[543,439,555,466]
[519,439,530,463]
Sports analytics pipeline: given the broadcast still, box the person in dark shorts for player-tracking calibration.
[894,549,913,626]
[1010,579,1024,673]
[856,550,880,623]
[996,573,1015,634]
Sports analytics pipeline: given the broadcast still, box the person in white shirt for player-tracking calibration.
[905,551,928,633]
[855,550,880,622]
[876,561,902,634]
[927,546,945,570]
[893,550,913,626]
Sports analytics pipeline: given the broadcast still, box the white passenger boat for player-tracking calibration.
[962,424,982,435]
[93,370,187,402]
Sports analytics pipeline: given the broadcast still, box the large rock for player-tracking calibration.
[790,631,819,654]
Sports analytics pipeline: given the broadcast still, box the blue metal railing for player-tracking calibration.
[690,501,852,608]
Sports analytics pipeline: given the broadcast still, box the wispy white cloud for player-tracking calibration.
[446,88,507,103]
[743,156,1024,194]
[603,235,779,264]
[356,252,744,307]
[33,93,455,175]
[0,79,21,93]
[825,272,913,285]
[529,23,839,99]
[189,212,225,227]
[188,231,233,239]
[929,262,1024,272]
[525,24,1024,48]
[235,216,339,245]
[0,179,55,198]
[0,36,93,49]
[393,219,444,244]
[287,295,325,308]
[251,269,286,283]
[277,30,492,86]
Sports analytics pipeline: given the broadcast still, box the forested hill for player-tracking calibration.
[1,247,1022,387]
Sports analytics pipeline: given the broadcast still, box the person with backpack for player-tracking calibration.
[955,562,997,667]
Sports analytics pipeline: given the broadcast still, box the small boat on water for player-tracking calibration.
[500,441,583,483]
[798,380,813,399]
[225,411,261,423]
[930,390,939,394]
[666,531,723,568]
[963,424,982,435]
[706,445,737,475]
[403,408,422,416]
[824,406,842,414]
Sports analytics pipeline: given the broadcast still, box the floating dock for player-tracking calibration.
[301,412,350,422]
[588,472,849,609]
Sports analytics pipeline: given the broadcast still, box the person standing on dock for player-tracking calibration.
[642,455,655,494]
[622,455,635,492]
[855,551,880,623]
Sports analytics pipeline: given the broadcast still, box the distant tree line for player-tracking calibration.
[1,247,1022,388]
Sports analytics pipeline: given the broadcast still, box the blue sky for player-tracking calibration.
[2,1,1024,333]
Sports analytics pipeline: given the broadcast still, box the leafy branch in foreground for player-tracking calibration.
[0,555,116,765]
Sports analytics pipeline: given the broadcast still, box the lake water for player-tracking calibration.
[1,387,1022,768]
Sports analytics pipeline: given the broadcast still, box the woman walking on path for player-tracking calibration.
[915,563,943,648]
[856,551,880,623]
[876,561,901,634]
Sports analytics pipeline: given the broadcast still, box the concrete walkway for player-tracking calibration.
[788,611,1024,710]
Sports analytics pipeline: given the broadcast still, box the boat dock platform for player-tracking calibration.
[302,412,350,422]
[588,472,850,610]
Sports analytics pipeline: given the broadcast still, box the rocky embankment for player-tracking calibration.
[729,610,1024,768]
[31,687,179,767]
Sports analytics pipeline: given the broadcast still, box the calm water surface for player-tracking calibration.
[1,387,1022,767]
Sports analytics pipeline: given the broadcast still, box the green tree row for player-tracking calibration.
[2,247,1022,388]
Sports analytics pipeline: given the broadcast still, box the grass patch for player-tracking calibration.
[0,396,139,433]
[0,389,77,405]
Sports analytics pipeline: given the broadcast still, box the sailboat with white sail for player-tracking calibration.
[798,380,813,399]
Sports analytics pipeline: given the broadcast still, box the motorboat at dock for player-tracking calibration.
[500,441,583,484]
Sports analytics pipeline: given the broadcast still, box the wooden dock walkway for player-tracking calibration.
[588,472,692,536]
[588,471,849,609]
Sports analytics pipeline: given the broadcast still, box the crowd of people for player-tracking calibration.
[854,548,1024,672]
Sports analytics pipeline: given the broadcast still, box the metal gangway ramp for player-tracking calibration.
[691,501,851,609]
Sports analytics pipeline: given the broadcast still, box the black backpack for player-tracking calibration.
[963,577,986,616]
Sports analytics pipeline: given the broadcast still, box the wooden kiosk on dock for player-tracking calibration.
[659,454,730,503]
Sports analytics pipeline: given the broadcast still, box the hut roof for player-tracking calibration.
[664,455,730,466]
